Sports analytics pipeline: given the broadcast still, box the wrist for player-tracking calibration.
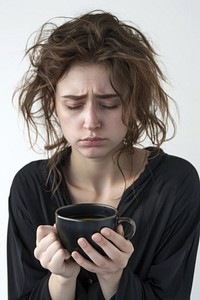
[97,270,123,300]
[49,273,77,300]
[50,273,77,285]
[97,269,123,282]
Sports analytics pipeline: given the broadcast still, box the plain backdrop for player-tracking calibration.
[0,0,199,299]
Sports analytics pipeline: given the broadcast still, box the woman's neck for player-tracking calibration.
[65,147,148,193]
[63,147,149,205]
[69,152,122,191]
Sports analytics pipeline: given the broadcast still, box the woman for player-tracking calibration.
[7,11,200,299]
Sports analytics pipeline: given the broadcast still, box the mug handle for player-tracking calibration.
[117,217,136,240]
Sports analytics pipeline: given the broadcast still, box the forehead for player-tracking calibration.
[56,63,115,94]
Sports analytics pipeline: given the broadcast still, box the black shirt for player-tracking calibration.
[7,149,200,299]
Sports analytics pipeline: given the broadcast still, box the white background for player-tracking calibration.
[0,0,199,298]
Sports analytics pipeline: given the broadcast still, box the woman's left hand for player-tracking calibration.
[71,224,134,299]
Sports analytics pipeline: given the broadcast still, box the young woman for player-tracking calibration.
[7,11,200,300]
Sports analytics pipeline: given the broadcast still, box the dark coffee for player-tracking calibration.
[69,215,105,220]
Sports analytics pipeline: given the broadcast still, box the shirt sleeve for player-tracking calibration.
[112,161,200,299]
[7,166,88,300]
[7,190,52,299]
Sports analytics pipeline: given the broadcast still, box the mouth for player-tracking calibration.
[81,137,105,141]
[80,137,107,146]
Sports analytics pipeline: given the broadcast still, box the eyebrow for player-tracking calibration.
[61,93,119,100]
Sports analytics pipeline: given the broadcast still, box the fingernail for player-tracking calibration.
[72,251,79,260]
[101,228,110,237]
[78,238,87,248]
[92,233,102,242]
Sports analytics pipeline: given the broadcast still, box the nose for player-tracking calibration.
[83,105,101,130]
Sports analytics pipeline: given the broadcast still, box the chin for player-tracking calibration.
[79,148,114,160]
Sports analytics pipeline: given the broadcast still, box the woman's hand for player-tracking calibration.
[34,225,81,279]
[34,225,81,300]
[71,224,134,299]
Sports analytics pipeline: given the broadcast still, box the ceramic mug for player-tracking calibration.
[56,203,136,258]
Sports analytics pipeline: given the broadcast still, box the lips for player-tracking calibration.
[82,137,104,141]
[80,137,106,146]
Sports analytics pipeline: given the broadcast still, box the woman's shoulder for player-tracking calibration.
[11,159,49,188]
[149,148,197,172]
[150,148,200,188]
[163,151,198,177]
[145,149,200,215]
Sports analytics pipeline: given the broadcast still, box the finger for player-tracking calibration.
[116,224,124,236]
[36,225,57,245]
[34,232,58,260]
[72,238,106,272]
[45,244,70,268]
[100,228,134,254]
[92,232,122,261]
[49,248,71,269]
[37,239,63,267]
[34,228,60,259]
[43,247,71,274]
[92,232,134,269]
[72,249,98,273]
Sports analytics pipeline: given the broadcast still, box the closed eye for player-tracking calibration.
[99,104,120,110]
[65,104,120,111]
[65,105,83,110]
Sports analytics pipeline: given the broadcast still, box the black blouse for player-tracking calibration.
[7,149,200,299]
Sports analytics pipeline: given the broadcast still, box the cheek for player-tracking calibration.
[58,114,80,140]
[112,116,127,132]
[59,117,74,131]
[111,121,127,141]
[118,122,128,139]
[118,127,128,140]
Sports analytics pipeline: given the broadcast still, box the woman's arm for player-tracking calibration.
[71,161,200,299]
[112,163,200,299]
[7,166,86,300]
[49,274,77,300]
[7,202,52,299]
[34,225,81,300]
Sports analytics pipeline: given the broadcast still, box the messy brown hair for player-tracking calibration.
[15,10,176,190]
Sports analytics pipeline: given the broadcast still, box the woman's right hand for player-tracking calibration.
[34,225,81,279]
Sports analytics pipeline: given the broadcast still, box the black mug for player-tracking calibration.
[56,203,136,258]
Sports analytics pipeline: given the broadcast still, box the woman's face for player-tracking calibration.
[55,63,127,160]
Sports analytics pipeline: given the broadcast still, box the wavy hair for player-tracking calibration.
[15,10,176,190]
